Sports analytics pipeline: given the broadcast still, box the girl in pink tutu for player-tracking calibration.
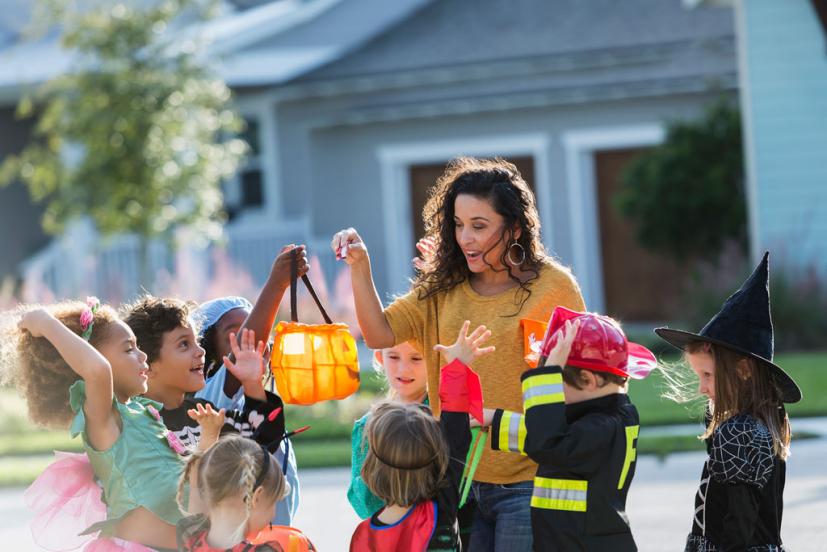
[10,298,223,551]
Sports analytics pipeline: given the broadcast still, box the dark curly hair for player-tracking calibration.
[415,157,553,311]
[11,301,120,429]
[121,295,199,364]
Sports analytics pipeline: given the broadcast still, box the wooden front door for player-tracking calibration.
[594,148,687,321]
[408,157,536,249]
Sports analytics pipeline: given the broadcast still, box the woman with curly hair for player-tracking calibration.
[332,156,586,550]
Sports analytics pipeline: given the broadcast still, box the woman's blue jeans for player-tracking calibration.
[468,480,534,551]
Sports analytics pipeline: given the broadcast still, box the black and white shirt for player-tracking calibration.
[160,392,285,452]
[686,414,786,552]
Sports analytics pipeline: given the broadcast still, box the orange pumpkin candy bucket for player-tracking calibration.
[270,250,360,405]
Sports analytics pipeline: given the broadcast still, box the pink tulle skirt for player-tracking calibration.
[24,451,154,552]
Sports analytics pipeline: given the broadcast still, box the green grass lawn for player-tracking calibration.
[1,351,825,487]
[629,351,827,426]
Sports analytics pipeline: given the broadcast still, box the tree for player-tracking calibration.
[0,0,247,286]
[615,100,747,264]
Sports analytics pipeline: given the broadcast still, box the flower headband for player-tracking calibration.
[80,296,101,341]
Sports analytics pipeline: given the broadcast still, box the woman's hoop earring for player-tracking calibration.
[507,241,526,266]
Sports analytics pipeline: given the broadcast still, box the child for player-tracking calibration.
[197,244,309,402]
[194,245,308,525]
[486,306,657,551]
[655,252,800,551]
[350,321,493,551]
[176,434,316,551]
[348,341,427,519]
[123,296,285,450]
[10,299,219,550]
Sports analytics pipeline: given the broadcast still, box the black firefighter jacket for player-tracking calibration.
[490,365,640,552]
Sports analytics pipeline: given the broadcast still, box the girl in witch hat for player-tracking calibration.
[655,252,801,552]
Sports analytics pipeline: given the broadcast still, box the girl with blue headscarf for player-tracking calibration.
[195,244,308,526]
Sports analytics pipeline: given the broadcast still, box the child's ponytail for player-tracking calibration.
[177,450,206,515]
[186,436,286,540]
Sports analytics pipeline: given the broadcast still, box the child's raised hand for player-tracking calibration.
[543,319,581,368]
[188,402,225,449]
[434,320,496,366]
[269,244,308,289]
[17,308,55,338]
[224,329,266,387]
[187,403,224,435]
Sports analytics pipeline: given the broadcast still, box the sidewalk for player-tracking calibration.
[641,415,827,438]
[3,430,826,551]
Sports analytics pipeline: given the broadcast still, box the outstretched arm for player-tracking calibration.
[331,228,394,349]
[223,245,309,397]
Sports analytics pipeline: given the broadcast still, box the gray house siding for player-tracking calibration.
[0,107,47,281]
[274,89,735,304]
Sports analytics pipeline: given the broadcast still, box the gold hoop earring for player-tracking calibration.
[507,241,526,266]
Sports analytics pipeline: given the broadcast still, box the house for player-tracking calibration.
[727,0,827,272]
[0,0,740,321]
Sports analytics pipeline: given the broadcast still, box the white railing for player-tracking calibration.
[17,217,340,304]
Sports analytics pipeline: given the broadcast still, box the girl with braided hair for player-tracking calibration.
[176,435,315,551]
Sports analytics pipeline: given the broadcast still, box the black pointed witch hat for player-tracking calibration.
[655,252,802,403]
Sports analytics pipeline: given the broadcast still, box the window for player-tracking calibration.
[224,117,264,220]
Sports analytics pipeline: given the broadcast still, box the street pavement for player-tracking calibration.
[2,437,826,551]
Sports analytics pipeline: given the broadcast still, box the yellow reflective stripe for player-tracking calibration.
[532,477,588,512]
[516,414,527,454]
[524,393,565,410]
[521,372,563,394]
[497,411,527,454]
[531,496,587,512]
[534,477,588,491]
[522,372,565,409]
[618,425,640,489]
[498,411,512,452]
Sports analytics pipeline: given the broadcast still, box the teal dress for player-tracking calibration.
[348,397,429,519]
[69,381,185,536]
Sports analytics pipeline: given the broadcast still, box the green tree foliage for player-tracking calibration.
[616,101,746,264]
[0,0,247,280]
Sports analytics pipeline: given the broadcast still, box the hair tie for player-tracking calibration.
[80,297,101,341]
[253,445,271,490]
[371,448,438,471]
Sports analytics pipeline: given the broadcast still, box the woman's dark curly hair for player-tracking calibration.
[414,157,554,310]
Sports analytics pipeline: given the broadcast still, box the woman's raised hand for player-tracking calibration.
[331,228,369,266]
[412,236,436,271]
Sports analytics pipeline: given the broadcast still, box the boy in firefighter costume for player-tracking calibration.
[485,307,657,551]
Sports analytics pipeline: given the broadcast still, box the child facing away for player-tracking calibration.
[176,434,315,551]
[9,298,221,550]
[350,321,494,552]
[123,297,286,451]
[655,252,801,551]
[485,306,657,551]
[348,340,427,519]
